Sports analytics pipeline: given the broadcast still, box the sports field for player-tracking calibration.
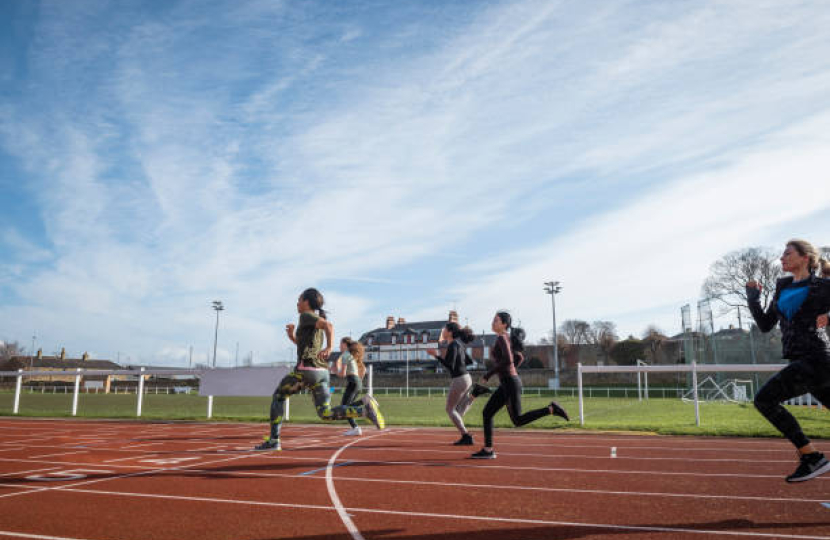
[2,391,829,438]
[0,418,829,540]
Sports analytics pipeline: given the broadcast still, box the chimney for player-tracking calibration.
[82,352,89,362]
[448,310,458,323]
[397,317,406,326]
[386,316,396,330]
[37,349,43,360]
[60,348,66,361]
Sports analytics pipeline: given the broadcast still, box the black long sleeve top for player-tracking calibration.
[432,339,469,378]
[484,333,523,382]
[747,274,830,362]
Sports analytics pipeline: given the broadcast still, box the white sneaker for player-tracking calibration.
[343,426,362,436]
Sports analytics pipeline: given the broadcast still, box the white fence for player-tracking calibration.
[577,362,793,427]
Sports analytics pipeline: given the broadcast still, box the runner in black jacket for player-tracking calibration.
[428,322,479,445]
[747,239,830,482]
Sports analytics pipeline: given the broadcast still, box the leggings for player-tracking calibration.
[269,369,363,440]
[483,375,550,448]
[754,358,830,449]
[446,374,473,434]
[341,375,363,428]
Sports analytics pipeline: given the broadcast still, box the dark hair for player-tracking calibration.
[445,322,474,344]
[495,311,525,353]
[300,288,327,319]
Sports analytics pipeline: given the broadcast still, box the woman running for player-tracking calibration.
[471,311,569,459]
[427,322,477,445]
[747,239,830,481]
[335,337,367,436]
[255,288,384,451]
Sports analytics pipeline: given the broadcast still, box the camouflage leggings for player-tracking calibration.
[269,369,363,440]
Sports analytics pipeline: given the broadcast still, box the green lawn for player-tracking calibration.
[1,390,829,439]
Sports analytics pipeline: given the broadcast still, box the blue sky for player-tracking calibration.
[1,0,829,366]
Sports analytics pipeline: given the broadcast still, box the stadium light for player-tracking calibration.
[211,301,224,368]
[543,281,563,389]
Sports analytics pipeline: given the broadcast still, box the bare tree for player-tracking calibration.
[0,341,25,362]
[587,321,618,363]
[702,247,782,312]
[559,319,591,345]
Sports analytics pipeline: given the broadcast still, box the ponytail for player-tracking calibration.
[510,327,526,353]
[300,287,327,319]
[445,322,475,344]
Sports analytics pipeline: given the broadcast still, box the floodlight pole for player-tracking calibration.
[544,281,562,389]
[211,301,224,368]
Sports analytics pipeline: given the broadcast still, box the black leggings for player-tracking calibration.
[341,375,363,428]
[754,358,830,449]
[482,375,550,447]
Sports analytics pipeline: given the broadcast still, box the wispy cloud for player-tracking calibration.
[1,0,828,363]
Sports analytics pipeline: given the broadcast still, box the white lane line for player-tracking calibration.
[5,484,829,540]
[103,454,157,463]
[0,467,65,479]
[29,451,88,460]
[325,430,393,540]
[0,530,98,540]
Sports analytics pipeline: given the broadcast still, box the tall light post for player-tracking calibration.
[211,300,224,368]
[543,281,563,389]
[30,334,37,370]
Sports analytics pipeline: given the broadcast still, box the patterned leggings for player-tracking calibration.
[269,369,363,440]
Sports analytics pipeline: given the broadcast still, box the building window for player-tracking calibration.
[392,335,397,345]
[422,334,428,343]
[483,346,489,360]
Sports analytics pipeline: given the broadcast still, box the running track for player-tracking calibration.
[0,418,828,539]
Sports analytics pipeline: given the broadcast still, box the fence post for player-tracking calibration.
[644,371,649,400]
[137,367,146,417]
[13,369,23,414]
[637,370,642,401]
[72,368,82,416]
[207,395,213,419]
[577,363,584,426]
[368,365,374,397]
[285,396,290,421]
[692,361,700,427]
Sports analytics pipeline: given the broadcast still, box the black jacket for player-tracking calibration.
[748,274,830,361]
[432,340,471,379]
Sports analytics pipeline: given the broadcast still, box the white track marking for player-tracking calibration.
[325,430,398,540]
[0,530,98,540]
[29,451,88,459]
[5,484,829,540]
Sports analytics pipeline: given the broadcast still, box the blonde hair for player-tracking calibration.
[341,337,365,377]
[786,239,826,274]
[821,259,830,278]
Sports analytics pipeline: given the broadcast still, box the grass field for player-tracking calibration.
[2,389,829,439]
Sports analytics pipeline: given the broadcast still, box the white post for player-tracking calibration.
[637,370,642,401]
[207,395,213,419]
[13,369,23,414]
[692,361,700,427]
[285,397,290,421]
[577,363,584,426]
[368,364,374,396]
[137,367,146,417]
[644,371,649,401]
[72,368,82,416]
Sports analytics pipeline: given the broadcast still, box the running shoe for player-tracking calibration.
[253,437,281,451]
[470,448,496,459]
[343,426,363,436]
[453,433,474,446]
[470,383,492,398]
[786,452,830,482]
[361,395,386,430]
[549,400,570,421]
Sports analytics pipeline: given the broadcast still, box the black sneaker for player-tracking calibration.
[786,452,830,483]
[470,448,496,459]
[253,438,281,451]
[453,433,474,446]
[470,383,492,398]
[549,401,570,421]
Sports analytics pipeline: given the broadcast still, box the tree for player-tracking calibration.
[0,341,24,362]
[702,247,782,312]
[559,320,591,345]
[587,321,618,364]
[523,357,545,369]
[641,325,668,363]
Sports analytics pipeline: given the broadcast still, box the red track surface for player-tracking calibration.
[0,418,829,539]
